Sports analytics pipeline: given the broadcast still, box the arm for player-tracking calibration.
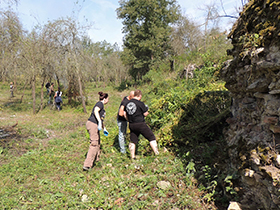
[124,111,128,121]
[54,92,57,98]
[94,106,103,130]
[94,106,101,123]
[119,105,125,117]
[143,111,149,117]
[143,103,149,117]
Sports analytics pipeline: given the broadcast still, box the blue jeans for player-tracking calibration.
[117,119,127,154]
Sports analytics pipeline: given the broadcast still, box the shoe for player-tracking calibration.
[131,157,137,161]
[83,166,90,171]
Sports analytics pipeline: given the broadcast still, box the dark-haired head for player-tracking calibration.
[134,90,142,97]
[98,92,108,101]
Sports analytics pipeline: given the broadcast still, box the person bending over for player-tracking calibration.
[123,89,159,159]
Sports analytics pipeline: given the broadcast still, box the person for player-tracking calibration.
[83,91,109,171]
[9,82,14,98]
[123,89,159,159]
[45,81,51,95]
[117,91,134,154]
[48,83,55,104]
[54,87,63,111]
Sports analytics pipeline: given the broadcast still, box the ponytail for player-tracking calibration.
[98,92,108,100]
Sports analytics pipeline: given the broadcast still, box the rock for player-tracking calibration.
[247,78,269,92]
[81,194,88,202]
[220,1,280,208]
[269,125,280,134]
[227,201,242,210]
[269,90,280,94]
[259,165,280,182]
[263,116,278,125]
[157,181,171,190]
[276,155,280,165]
[244,169,255,177]
[250,151,260,165]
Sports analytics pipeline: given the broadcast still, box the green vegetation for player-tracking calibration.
[0,0,242,209]
[0,49,233,209]
[117,0,180,79]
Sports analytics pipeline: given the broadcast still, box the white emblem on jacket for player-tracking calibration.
[126,102,136,115]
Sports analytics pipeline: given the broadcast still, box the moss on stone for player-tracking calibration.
[228,0,280,59]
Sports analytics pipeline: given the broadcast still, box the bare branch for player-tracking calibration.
[218,15,238,19]
[220,0,227,16]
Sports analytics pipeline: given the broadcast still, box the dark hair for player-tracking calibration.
[57,87,61,96]
[134,90,142,97]
[98,92,108,100]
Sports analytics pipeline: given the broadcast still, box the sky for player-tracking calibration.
[2,0,244,46]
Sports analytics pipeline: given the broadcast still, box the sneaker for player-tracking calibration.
[83,166,90,171]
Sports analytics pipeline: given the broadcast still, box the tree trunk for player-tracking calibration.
[40,77,46,111]
[170,59,174,71]
[31,75,36,114]
[55,74,60,87]
[73,52,86,113]
[20,79,29,103]
[78,74,86,113]
[67,76,73,105]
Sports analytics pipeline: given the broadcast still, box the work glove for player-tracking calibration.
[98,121,102,131]
[103,127,109,136]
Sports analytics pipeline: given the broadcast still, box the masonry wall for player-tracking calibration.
[220,0,280,209]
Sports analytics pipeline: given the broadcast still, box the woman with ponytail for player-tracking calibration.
[83,91,109,171]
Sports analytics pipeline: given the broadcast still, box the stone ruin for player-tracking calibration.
[220,0,280,209]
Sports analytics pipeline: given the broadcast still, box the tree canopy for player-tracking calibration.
[117,0,180,80]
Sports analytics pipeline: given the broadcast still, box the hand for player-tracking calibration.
[98,121,102,131]
[103,128,109,136]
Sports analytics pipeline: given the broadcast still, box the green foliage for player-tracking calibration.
[0,131,210,209]
[32,128,48,139]
[239,33,260,49]
[224,175,238,195]
[115,79,133,92]
[117,0,180,79]
[140,54,233,207]
[0,23,234,207]
[144,60,230,146]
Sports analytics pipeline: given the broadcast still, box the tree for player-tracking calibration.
[0,10,23,84]
[117,0,180,80]
[82,38,129,86]
[20,31,43,114]
[169,15,203,68]
[1,0,19,5]
[41,17,90,113]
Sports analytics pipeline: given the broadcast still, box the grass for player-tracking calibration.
[0,81,217,209]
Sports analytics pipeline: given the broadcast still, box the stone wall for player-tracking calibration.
[220,0,280,209]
